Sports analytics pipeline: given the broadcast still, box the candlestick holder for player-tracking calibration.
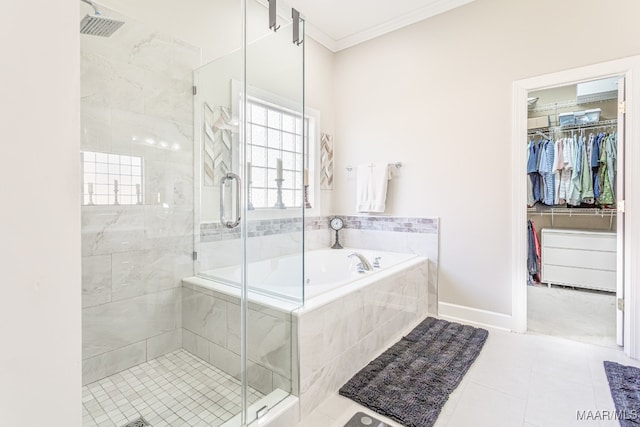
[274,178,286,209]
[136,188,142,205]
[247,181,255,210]
[304,184,312,209]
[113,188,119,205]
[88,187,95,206]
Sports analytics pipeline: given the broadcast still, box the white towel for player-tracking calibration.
[356,162,391,213]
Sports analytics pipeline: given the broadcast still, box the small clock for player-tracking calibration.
[330,216,344,231]
[329,216,344,249]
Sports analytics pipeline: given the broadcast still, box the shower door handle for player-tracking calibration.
[220,172,241,229]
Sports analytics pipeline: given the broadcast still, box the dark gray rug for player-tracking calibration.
[604,361,640,426]
[339,317,488,427]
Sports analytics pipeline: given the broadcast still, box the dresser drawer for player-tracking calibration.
[542,247,616,271]
[542,231,616,252]
[542,264,616,292]
[540,229,617,291]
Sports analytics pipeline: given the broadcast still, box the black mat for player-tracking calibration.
[339,317,488,427]
[604,361,640,426]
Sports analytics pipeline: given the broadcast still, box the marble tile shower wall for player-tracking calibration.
[81,11,200,385]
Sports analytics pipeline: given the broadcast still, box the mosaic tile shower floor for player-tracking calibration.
[82,349,263,427]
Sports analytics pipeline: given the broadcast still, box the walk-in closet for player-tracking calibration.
[526,77,623,348]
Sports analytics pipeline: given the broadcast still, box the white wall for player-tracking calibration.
[306,38,336,215]
[332,0,640,317]
[0,0,81,424]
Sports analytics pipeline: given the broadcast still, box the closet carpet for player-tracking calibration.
[527,285,617,347]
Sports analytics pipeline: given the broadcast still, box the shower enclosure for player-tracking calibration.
[80,0,305,425]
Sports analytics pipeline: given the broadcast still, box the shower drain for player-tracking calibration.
[119,418,150,427]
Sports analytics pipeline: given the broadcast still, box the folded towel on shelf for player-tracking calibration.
[356,162,391,213]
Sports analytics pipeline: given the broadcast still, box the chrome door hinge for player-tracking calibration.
[192,86,197,95]
[192,251,198,261]
[618,200,626,213]
[619,101,626,114]
[618,298,625,311]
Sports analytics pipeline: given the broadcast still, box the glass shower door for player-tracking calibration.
[192,0,305,424]
[242,1,305,423]
[191,12,246,427]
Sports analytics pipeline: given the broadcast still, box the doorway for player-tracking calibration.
[511,56,640,359]
[525,78,621,348]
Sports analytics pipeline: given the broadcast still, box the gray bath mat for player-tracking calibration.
[604,361,640,426]
[339,317,488,427]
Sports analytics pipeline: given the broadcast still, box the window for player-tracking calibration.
[82,151,143,205]
[247,98,309,209]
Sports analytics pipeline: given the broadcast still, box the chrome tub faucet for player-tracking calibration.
[348,252,374,272]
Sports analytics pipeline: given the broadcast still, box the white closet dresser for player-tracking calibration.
[541,228,616,292]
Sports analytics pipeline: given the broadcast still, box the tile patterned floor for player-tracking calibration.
[296,322,640,427]
[82,350,263,427]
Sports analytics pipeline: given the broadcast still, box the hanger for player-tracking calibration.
[535,131,549,140]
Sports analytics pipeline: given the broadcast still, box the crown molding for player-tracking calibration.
[309,0,475,53]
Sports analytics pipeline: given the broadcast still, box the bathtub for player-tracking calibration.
[196,247,419,306]
[182,247,429,420]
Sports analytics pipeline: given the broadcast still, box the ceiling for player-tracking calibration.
[288,0,476,52]
[90,0,476,58]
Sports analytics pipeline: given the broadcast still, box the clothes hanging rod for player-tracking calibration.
[346,162,402,172]
[527,119,618,135]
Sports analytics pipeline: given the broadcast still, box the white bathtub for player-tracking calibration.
[196,247,419,305]
[183,247,429,419]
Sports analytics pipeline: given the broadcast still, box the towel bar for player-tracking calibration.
[346,162,402,172]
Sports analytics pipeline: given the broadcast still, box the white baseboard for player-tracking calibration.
[438,302,512,331]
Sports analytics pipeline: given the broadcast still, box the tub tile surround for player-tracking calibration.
[338,215,440,315]
[81,9,200,385]
[196,214,438,273]
[296,258,429,417]
[197,216,330,272]
[191,214,437,420]
[181,282,294,396]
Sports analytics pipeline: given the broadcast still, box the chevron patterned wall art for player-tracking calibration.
[320,133,334,190]
[203,104,232,187]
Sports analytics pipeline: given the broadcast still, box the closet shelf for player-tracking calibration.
[528,207,617,229]
[529,98,615,114]
[527,207,617,216]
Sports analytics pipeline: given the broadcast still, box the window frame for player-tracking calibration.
[231,79,320,218]
[81,150,144,206]
[246,96,309,209]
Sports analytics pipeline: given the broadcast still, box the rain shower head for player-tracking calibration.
[80,14,124,37]
[80,0,124,37]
